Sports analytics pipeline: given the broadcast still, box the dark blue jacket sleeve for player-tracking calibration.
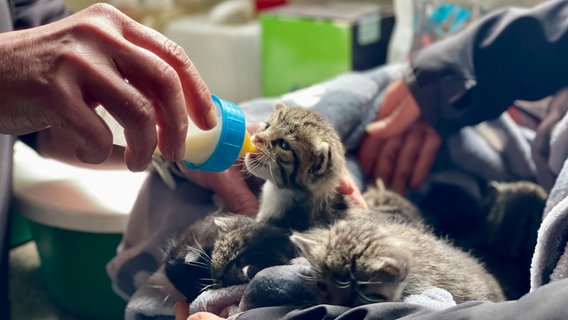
[9,0,70,29]
[405,0,568,136]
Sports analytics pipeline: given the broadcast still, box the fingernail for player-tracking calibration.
[365,121,385,135]
[75,146,106,165]
[357,194,368,209]
[174,146,185,162]
[127,159,149,172]
[171,140,185,161]
[204,107,217,129]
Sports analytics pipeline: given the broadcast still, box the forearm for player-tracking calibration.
[406,0,568,136]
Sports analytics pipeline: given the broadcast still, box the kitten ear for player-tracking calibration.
[311,141,331,176]
[375,178,386,191]
[275,101,289,111]
[213,216,239,233]
[371,253,410,283]
[290,230,326,262]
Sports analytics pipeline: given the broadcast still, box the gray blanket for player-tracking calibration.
[106,64,567,319]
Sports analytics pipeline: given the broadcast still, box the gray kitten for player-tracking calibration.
[244,102,359,231]
[209,215,296,288]
[291,215,506,306]
[363,178,425,228]
[164,214,295,300]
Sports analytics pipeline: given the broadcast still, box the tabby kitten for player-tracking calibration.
[209,214,296,288]
[164,213,295,301]
[291,215,506,306]
[244,102,355,231]
[363,178,425,228]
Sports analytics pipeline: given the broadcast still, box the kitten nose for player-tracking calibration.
[252,134,268,149]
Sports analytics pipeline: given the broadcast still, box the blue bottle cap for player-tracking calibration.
[182,94,246,172]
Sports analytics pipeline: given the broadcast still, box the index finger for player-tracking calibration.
[366,92,421,139]
[117,12,216,130]
[377,79,408,120]
[338,173,367,209]
[409,124,441,188]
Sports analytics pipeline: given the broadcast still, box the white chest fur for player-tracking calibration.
[256,182,296,223]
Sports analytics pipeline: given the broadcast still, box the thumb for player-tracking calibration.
[338,171,367,209]
[214,170,259,217]
[188,312,226,320]
[219,185,259,217]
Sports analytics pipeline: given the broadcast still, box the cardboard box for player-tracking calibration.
[260,2,394,96]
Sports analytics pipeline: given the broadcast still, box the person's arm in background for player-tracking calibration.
[359,0,568,193]
[10,0,71,28]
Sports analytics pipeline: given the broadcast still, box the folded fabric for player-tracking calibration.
[239,265,317,311]
[190,284,246,318]
[189,265,458,317]
[531,157,568,289]
[404,288,457,311]
[189,265,317,317]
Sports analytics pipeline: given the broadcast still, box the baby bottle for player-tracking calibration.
[98,94,256,172]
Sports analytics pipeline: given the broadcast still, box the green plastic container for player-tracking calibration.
[12,142,148,320]
[260,2,394,96]
[10,211,32,248]
[261,12,352,96]
[28,221,126,320]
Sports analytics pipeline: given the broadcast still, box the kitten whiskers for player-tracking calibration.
[356,290,385,304]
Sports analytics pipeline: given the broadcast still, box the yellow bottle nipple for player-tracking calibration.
[239,130,257,157]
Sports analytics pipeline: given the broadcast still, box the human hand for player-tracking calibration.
[0,3,215,171]
[175,300,225,320]
[358,79,441,194]
[177,163,260,217]
[338,168,367,209]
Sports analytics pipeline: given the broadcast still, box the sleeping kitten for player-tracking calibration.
[244,102,357,231]
[164,213,295,301]
[291,215,506,306]
[363,178,425,228]
[209,214,296,288]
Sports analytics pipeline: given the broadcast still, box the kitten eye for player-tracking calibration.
[274,139,291,151]
[242,265,260,279]
[242,265,250,278]
[365,293,387,302]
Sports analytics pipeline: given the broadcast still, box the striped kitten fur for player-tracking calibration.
[244,102,356,231]
[291,214,506,306]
